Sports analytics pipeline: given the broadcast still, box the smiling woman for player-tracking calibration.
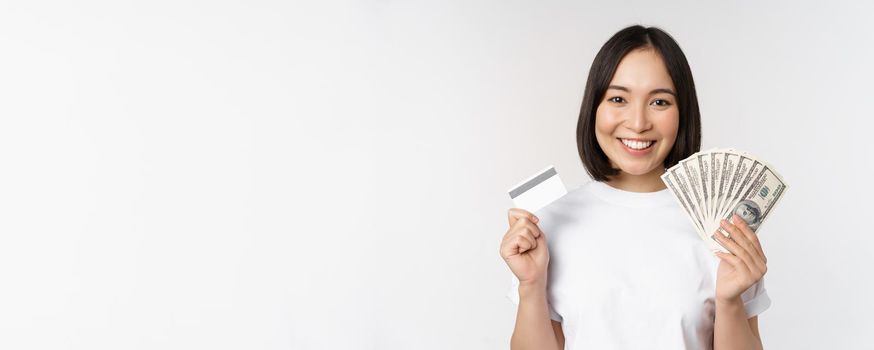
[503,25,770,350]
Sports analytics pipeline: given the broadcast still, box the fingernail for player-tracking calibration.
[533,216,539,223]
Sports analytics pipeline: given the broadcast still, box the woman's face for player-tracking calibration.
[595,48,679,177]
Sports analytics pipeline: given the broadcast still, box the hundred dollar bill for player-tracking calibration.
[710,151,724,224]
[697,151,713,227]
[716,159,765,229]
[663,148,788,252]
[712,151,736,235]
[661,170,706,240]
[683,158,707,223]
[711,164,788,253]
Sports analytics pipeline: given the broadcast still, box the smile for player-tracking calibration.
[618,138,655,150]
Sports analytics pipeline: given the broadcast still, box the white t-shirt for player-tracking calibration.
[507,180,771,350]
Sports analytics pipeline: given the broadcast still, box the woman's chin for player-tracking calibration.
[617,164,659,176]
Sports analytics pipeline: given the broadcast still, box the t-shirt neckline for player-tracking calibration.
[586,180,675,208]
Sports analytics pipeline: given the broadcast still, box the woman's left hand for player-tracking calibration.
[711,213,769,303]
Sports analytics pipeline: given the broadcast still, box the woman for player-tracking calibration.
[500,25,771,350]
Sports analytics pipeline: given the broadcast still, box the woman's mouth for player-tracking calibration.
[618,138,656,155]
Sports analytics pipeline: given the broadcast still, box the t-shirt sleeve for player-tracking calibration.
[740,276,772,318]
[505,274,562,322]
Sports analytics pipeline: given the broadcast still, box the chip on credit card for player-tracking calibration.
[507,165,568,213]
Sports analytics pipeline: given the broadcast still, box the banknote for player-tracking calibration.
[662,149,788,253]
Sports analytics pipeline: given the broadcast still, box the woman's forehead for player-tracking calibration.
[609,49,675,92]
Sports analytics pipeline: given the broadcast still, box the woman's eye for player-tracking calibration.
[608,96,625,103]
[651,99,672,106]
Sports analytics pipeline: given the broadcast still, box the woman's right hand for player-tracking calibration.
[500,208,550,287]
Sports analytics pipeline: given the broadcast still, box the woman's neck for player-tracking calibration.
[605,165,667,193]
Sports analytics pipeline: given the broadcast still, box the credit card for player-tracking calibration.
[507,165,568,213]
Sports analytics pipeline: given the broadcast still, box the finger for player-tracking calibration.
[501,233,535,259]
[508,216,530,235]
[714,221,762,276]
[731,214,767,264]
[724,217,766,271]
[508,208,539,227]
[513,234,536,254]
[509,215,545,240]
[714,250,748,272]
[502,218,533,246]
[526,220,548,244]
[513,224,540,248]
[534,226,547,243]
[717,222,760,274]
[520,219,544,239]
[504,221,538,247]
[720,220,765,280]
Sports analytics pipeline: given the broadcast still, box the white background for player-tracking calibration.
[1,1,872,349]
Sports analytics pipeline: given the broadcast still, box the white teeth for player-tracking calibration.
[621,138,654,150]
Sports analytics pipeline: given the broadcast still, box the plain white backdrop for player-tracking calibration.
[1,0,872,349]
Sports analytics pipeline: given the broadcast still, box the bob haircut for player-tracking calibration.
[576,25,701,182]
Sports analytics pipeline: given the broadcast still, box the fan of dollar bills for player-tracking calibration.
[660,148,788,253]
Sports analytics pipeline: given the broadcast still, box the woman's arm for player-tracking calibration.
[501,209,562,349]
[511,281,563,350]
[711,215,769,350]
[714,297,762,350]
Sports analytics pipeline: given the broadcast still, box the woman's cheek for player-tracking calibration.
[596,107,623,129]
[655,109,680,138]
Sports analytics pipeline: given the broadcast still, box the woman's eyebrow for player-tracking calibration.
[607,85,676,96]
[607,85,630,92]
[650,88,677,96]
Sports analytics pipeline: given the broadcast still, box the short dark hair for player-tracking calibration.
[576,25,701,182]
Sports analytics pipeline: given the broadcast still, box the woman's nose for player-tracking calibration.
[625,104,651,133]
